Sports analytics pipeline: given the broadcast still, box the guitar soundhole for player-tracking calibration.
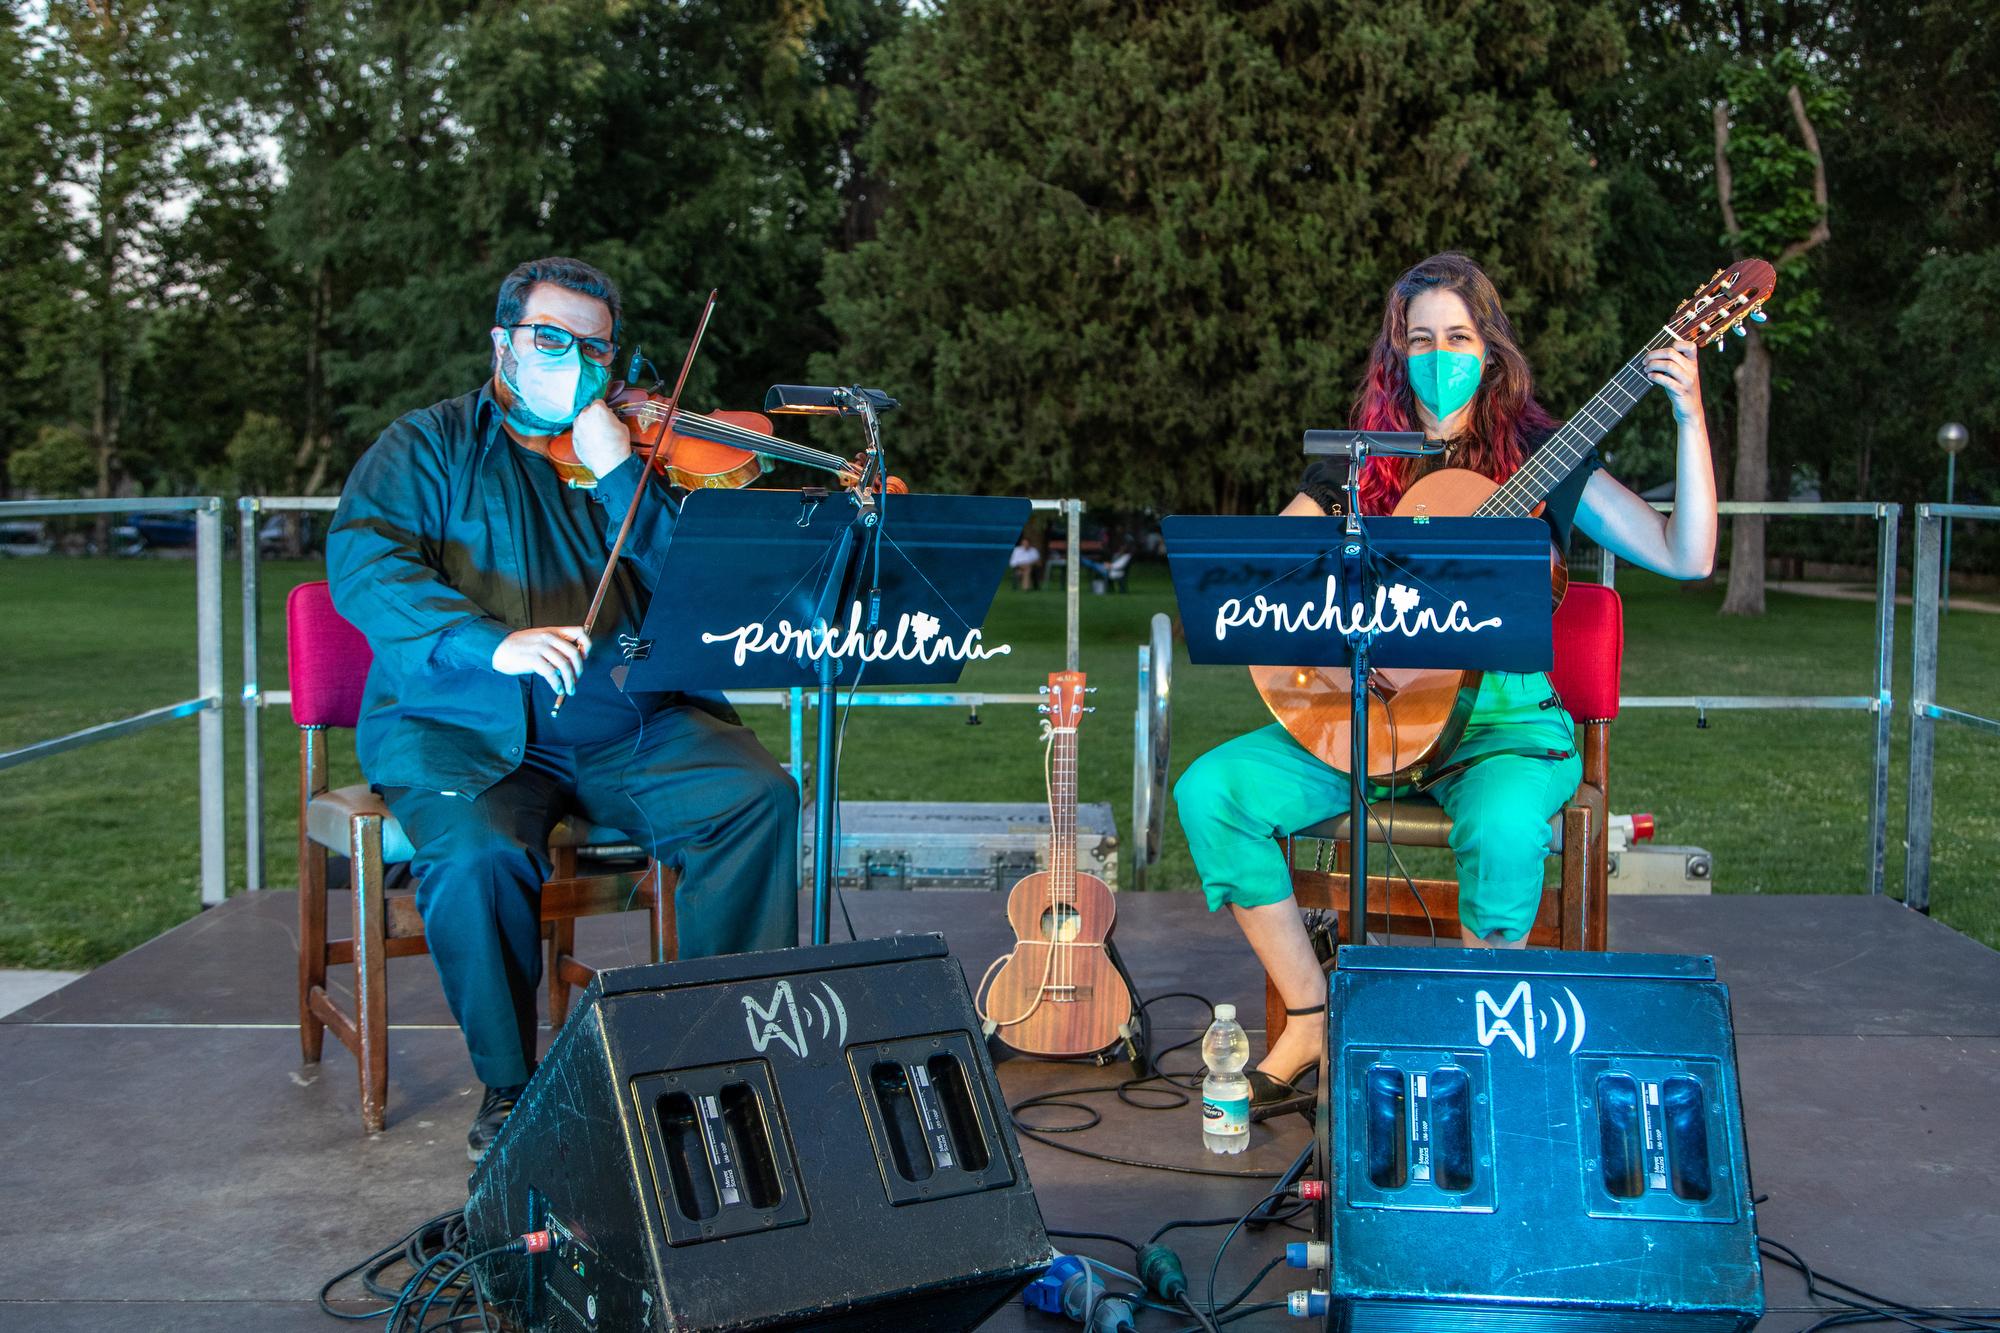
[1038,904,1082,943]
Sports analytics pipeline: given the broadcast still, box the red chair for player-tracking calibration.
[288,581,676,1133]
[1265,584,1624,1043]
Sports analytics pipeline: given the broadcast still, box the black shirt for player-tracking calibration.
[1298,425,1601,554]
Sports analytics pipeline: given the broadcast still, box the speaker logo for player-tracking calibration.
[743,979,849,1059]
[1474,981,1587,1059]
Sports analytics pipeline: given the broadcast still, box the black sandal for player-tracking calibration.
[1247,1067,1315,1121]
[1248,1004,1324,1122]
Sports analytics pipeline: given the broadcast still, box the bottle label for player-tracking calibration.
[1202,1094,1249,1137]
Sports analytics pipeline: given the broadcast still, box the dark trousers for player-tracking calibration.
[381,705,799,1087]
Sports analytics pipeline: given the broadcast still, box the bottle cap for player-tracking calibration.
[1214,1004,1236,1022]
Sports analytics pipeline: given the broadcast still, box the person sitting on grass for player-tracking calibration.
[1009,534,1042,590]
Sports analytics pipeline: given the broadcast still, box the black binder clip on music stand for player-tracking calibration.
[615,390,1030,944]
[1161,431,1554,940]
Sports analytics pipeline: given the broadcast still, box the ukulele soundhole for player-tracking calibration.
[1038,904,1083,943]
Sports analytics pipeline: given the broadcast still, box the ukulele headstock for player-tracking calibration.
[1669,258,1777,348]
[1040,671,1091,730]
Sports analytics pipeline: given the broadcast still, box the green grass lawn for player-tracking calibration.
[3,555,1996,970]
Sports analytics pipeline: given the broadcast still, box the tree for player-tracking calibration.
[37,0,212,539]
[7,425,97,495]
[820,0,1627,514]
[0,1,78,492]
[1712,51,1836,615]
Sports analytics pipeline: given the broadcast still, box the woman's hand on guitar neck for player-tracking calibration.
[1641,337,1703,425]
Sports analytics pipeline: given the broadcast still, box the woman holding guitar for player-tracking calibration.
[1173,251,1722,1119]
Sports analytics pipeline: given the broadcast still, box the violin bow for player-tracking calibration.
[551,287,718,719]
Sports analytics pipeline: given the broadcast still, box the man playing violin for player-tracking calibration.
[327,256,799,1161]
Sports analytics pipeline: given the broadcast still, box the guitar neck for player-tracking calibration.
[1049,726,1077,903]
[1476,327,1673,518]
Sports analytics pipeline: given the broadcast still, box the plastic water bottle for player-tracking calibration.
[1201,1003,1251,1154]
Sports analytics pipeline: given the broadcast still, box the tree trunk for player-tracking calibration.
[1720,324,1771,615]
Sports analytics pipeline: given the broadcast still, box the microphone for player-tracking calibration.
[626,344,645,383]
[763,384,901,416]
[1302,429,1441,459]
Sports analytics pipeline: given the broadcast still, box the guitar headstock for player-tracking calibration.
[1040,671,1091,730]
[1670,258,1777,348]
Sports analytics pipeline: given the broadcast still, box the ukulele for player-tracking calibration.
[979,671,1134,1058]
[1251,258,1778,778]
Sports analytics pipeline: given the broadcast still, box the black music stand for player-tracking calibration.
[1161,497,1553,938]
[619,486,1031,945]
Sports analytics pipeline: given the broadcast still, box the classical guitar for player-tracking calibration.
[1251,258,1778,778]
[979,671,1134,1058]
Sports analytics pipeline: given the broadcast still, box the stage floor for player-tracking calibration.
[3,890,1997,1330]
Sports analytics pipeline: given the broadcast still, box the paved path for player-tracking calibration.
[1769,580,2000,613]
[0,969,79,1019]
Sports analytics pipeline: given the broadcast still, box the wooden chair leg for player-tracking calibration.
[1559,806,1589,951]
[547,846,577,1032]
[299,728,328,1066]
[299,839,328,1066]
[548,916,577,1031]
[651,861,678,964]
[351,814,390,1135]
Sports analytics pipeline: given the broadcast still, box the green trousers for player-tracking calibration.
[1173,672,1582,941]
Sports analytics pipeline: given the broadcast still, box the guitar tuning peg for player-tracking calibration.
[1037,686,1050,694]
[1733,324,1747,337]
[1750,309,1768,323]
[1085,687,1098,694]
[1037,705,1050,714]
[1083,706,1096,714]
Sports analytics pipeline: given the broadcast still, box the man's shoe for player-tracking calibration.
[467,1081,527,1163]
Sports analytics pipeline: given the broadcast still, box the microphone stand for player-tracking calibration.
[1300,430,1443,943]
[769,384,895,945]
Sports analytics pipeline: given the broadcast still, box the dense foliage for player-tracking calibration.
[1,0,1992,570]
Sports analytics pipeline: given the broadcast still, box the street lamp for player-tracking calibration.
[1938,422,1968,612]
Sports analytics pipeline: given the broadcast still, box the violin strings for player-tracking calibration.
[620,403,851,473]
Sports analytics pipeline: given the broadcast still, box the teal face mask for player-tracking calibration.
[500,343,611,431]
[1407,349,1484,421]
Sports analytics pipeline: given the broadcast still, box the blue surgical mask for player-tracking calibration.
[1408,349,1483,421]
[500,343,610,431]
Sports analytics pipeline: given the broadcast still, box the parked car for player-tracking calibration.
[258,514,321,557]
[127,513,198,549]
[0,521,52,557]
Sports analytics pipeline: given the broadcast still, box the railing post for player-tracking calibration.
[1903,506,1940,914]
[790,685,807,893]
[196,499,227,908]
[1867,504,1898,896]
[1131,642,1152,893]
[1065,498,1082,672]
[239,497,265,891]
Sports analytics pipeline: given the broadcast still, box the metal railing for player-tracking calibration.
[237,494,1088,891]
[0,496,228,907]
[1903,503,1999,913]
[1600,501,1901,896]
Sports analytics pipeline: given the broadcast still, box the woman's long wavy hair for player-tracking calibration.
[1351,252,1558,514]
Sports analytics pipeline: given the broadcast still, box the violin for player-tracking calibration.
[520,384,906,494]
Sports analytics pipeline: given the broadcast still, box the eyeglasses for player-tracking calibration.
[505,322,618,367]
